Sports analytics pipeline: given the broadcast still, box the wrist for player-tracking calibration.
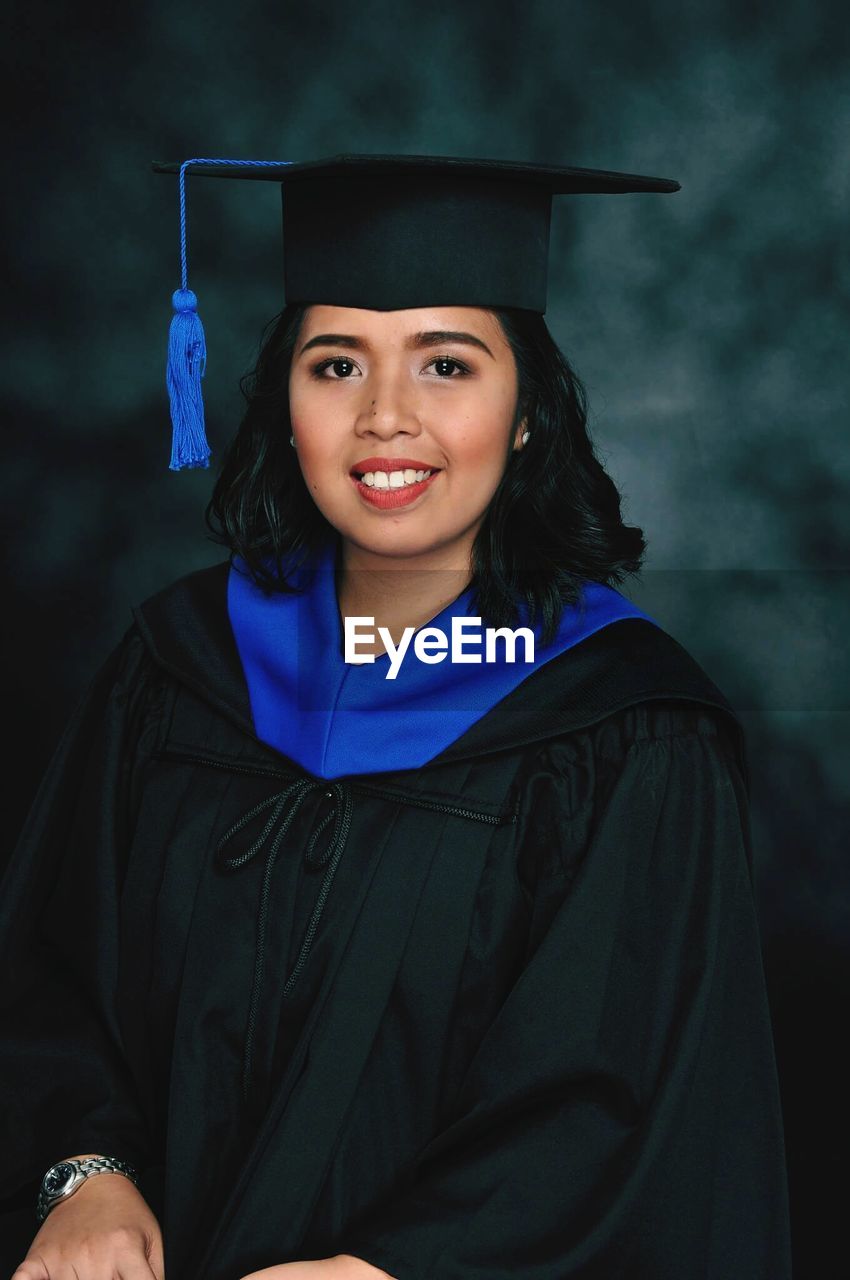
[37,1154,139,1224]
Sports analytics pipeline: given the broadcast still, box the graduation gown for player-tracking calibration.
[0,556,792,1279]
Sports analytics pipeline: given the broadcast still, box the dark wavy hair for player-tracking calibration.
[205,304,647,646]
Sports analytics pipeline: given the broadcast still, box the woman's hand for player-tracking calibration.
[10,1173,164,1280]
[240,1257,394,1279]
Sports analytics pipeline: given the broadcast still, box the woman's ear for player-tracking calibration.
[513,417,530,451]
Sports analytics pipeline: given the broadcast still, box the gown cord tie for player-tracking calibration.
[215,777,354,1100]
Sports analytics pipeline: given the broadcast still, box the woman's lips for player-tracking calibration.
[351,470,441,510]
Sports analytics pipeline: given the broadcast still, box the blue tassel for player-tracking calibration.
[166,287,211,471]
[163,159,294,471]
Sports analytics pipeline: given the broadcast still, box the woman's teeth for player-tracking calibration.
[359,469,434,489]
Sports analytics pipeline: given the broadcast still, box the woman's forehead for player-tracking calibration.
[299,303,507,345]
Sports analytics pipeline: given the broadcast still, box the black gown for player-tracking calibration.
[0,561,792,1279]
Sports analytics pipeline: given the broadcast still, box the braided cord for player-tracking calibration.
[177,158,295,289]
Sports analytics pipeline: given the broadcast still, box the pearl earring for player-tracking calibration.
[289,434,296,448]
[521,430,530,444]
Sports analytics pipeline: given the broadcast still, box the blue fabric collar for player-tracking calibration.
[227,540,658,779]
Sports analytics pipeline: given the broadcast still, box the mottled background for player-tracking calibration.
[3,0,847,1272]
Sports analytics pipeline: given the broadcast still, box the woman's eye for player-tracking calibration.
[313,357,359,379]
[310,355,469,380]
[429,356,470,378]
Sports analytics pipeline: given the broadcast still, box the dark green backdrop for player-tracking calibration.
[4,1,847,1274]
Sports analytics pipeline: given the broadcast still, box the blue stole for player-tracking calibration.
[227,540,657,779]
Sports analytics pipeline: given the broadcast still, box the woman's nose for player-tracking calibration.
[355,372,422,436]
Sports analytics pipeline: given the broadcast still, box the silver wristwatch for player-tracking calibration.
[36,1155,139,1223]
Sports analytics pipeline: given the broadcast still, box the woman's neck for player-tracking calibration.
[335,543,474,657]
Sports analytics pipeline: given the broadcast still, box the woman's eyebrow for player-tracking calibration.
[297,330,495,358]
[414,331,495,358]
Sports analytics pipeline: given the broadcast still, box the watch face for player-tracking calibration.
[44,1162,76,1195]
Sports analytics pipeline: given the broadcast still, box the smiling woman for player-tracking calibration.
[209,297,647,652]
[1,154,792,1280]
[288,306,525,573]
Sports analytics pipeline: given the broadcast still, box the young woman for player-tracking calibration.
[2,156,792,1279]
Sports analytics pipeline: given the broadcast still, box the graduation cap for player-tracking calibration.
[152,153,680,471]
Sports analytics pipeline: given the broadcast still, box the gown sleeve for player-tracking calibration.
[335,703,792,1280]
[0,628,163,1207]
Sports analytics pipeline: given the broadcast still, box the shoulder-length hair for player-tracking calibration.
[205,304,647,647]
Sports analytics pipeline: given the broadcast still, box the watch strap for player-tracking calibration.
[37,1155,139,1223]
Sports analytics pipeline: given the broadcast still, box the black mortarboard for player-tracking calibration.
[152,153,680,469]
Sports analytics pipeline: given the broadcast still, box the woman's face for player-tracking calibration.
[288,305,526,569]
